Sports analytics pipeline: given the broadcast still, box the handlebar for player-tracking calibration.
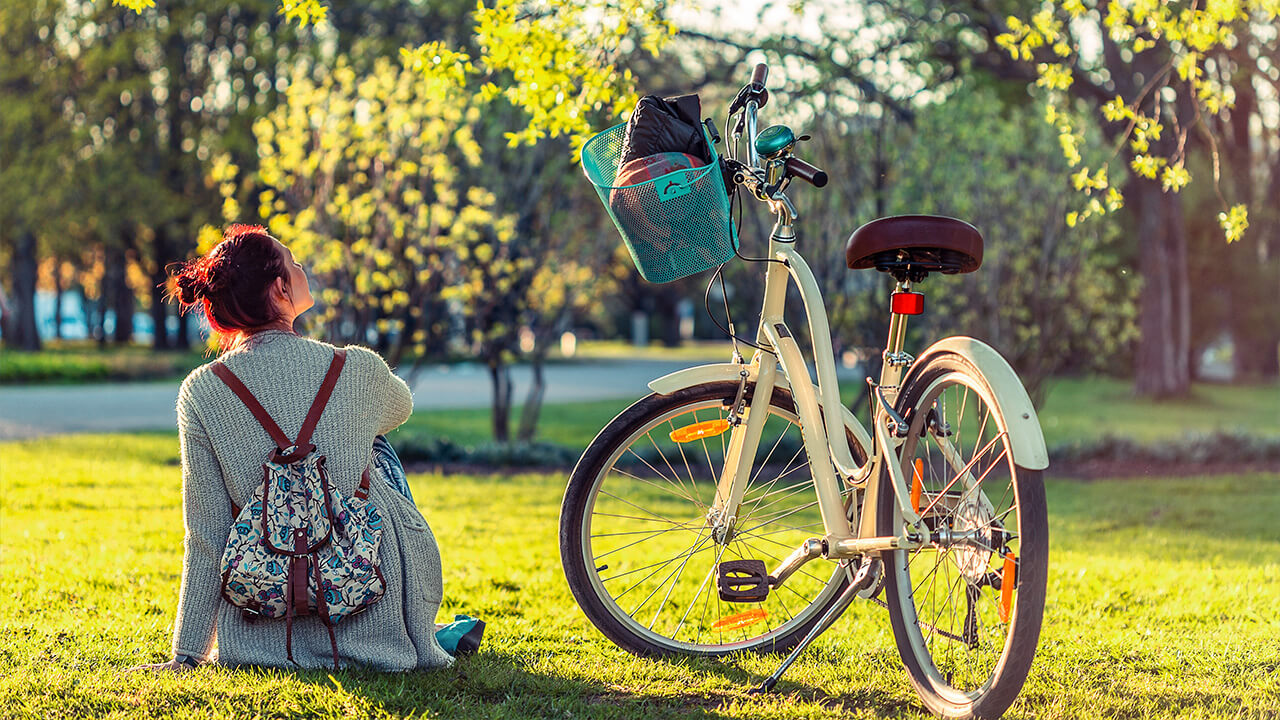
[785,157,828,188]
[750,63,768,90]
[730,61,827,216]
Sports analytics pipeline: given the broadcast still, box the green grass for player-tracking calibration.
[2,433,1277,718]
[398,377,1280,453]
[0,342,208,385]
[1035,376,1280,444]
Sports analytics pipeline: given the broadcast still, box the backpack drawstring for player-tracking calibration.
[312,554,340,669]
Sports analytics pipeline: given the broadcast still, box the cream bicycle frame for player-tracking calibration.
[644,95,1050,571]
[694,219,921,559]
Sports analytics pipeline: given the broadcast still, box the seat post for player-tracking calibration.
[886,280,913,355]
[881,279,925,390]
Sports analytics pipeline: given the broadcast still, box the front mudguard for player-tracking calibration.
[647,362,875,464]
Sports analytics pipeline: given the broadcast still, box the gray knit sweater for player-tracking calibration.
[172,331,452,670]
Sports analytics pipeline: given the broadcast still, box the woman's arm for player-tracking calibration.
[348,346,414,434]
[380,370,413,434]
[170,385,234,663]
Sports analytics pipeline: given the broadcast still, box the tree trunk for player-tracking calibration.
[1130,179,1191,397]
[175,310,191,350]
[516,352,547,443]
[52,256,64,340]
[656,288,682,347]
[110,240,135,345]
[4,231,42,350]
[149,229,170,350]
[489,359,513,444]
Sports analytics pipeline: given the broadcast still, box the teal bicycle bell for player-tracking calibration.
[755,124,796,159]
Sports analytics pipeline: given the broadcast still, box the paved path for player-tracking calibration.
[1,357,861,440]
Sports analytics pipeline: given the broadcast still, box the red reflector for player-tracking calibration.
[892,292,925,315]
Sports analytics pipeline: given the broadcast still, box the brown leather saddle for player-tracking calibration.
[845,215,983,281]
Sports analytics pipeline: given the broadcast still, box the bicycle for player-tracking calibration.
[561,63,1049,719]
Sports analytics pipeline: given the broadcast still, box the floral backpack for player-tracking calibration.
[211,349,386,669]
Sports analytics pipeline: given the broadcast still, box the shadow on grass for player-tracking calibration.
[646,653,920,718]
[261,650,750,719]
[251,648,923,719]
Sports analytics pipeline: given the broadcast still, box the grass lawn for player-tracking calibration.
[397,376,1280,452]
[2,433,1277,719]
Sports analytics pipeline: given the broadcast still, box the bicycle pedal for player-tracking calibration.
[717,559,771,602]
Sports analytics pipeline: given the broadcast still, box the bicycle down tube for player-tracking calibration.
[706,218,929,558]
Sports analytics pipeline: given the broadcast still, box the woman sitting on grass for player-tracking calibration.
[133,224,456,672]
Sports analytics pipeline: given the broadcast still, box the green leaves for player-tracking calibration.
[998,0,1277,242]
[1218,205,1248,244]
[409,0,670,151]
[111,0,156,11]
[278,0,327,27]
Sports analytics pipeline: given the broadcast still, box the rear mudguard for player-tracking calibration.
[902,337,1049,471]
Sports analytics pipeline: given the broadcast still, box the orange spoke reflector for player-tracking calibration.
[711,608,768,632]
[910,458,924,514]
[669,419,731,444]
[999,552,1017,623]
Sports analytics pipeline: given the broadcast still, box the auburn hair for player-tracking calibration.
[170,224,289,349]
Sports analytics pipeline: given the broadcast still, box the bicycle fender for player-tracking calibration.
[906,337,1049,471]
[647,363,874,463]
[648,363,762,395]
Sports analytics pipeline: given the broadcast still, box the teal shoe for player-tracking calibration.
[436,614,485,657]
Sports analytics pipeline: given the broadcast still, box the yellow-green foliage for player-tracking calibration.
[234,56,513,357]
[997,1,1276,241]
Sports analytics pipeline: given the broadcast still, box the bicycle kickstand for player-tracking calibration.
[748,557,877,695]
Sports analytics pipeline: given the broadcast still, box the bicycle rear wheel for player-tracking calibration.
[877,353,1048,719]
[560,381,866,656]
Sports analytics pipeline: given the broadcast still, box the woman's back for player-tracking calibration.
[179,331,408,503]
[172,331,452,670]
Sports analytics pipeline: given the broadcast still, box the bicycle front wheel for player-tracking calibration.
[560,381,866,656]
[877,353,1048,719]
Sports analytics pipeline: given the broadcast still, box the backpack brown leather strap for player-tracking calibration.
[211,362,292,450]
[294,349,346,451]
[211,349,346,463]
[354,466,372,500]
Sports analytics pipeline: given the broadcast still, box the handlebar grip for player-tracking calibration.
[750,63,769,89]
[785,157,828,188]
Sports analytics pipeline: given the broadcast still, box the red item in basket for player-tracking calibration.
[610,152,706,244]
[613,152,706,188]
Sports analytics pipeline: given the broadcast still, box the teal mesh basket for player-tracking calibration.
[582,123,736,284]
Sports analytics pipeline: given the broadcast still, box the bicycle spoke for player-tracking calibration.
[604,536,715,586]
[591,511,697,528]
[618,531,714,603]
[610,466,705,510]
[593,524,697,562]
[737,481,815,527]
[646,525,712,630]
[580,393,848,654]
[597,489,690,529]
[738,445,806,519]
[647,430,693,501]
[667,418,702,497]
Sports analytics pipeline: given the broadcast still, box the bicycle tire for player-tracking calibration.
[560,380,867,657]
[876,352,1048,719]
